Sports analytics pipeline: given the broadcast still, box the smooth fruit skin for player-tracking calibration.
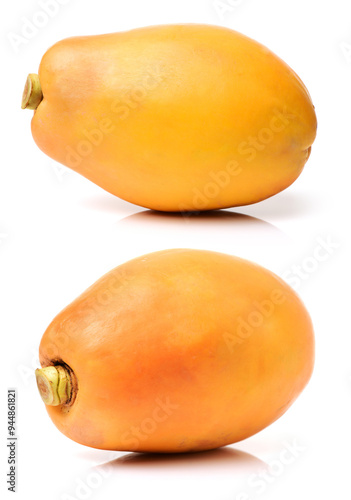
[38,249,314,453]
[30,24,317,211]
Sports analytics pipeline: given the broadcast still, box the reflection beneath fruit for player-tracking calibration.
[96,446,266,474]
[118,209,289,245]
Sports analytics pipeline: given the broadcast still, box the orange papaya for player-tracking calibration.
[22,24,317,211]
[35,249,314,453]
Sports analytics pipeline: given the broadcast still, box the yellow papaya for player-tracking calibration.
[22,24,317,211]
[35,249,314,453]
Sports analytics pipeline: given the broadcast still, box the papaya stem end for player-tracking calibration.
[35,366,71,406]
[21,74,43,110]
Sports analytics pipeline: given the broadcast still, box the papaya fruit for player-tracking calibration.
[35,249,314,453]
[22,24,317,212]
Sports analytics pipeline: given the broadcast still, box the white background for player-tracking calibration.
[1,0,351,498]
